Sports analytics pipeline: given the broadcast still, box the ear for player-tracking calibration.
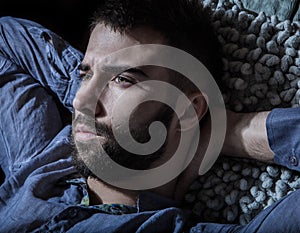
[176,92,208,131]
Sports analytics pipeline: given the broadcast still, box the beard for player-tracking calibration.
[71,105,174,179]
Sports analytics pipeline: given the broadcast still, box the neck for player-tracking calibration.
[87,176,138,206]
[86,175,178,206]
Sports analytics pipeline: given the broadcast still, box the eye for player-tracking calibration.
[81,73,93,81]
[112,75,136,87]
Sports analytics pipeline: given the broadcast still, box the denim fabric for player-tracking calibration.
[0,16,300,233]
[266,107,300,171]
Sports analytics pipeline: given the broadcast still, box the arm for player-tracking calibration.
[0,16,83,112]
[0,16,82,179]
[223,108,300,171]
[222,110,274,163]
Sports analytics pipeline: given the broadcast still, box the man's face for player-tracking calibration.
[72,24,179,176]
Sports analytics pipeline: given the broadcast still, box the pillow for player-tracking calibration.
[184,0,300,225]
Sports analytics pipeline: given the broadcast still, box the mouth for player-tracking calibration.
[74,124,100,142]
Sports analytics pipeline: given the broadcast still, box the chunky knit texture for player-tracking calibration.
[184,0,300,225]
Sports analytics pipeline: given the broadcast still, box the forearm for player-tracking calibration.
[222,110,274,163]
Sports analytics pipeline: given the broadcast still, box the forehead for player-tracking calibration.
[84,23,167,67]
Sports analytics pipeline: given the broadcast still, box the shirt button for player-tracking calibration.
[289,156,298,166]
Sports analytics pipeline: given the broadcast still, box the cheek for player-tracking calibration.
[108,87,146,121]
[108,84,170,129]
[99,86,122,118]
[130,101,166,128]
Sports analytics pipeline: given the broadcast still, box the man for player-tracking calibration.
[0,0,299,232]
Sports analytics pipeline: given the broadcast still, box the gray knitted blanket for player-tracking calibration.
[184,0,300,225]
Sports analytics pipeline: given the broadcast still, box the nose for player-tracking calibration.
[73,78,105,117]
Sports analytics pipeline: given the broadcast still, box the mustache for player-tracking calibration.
[73,114,113,137]
[73,113,151,145]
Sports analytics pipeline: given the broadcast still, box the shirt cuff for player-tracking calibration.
[266,107,300,171]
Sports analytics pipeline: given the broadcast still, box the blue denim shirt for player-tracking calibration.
[0,16,300,233]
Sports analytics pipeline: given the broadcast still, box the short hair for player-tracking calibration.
[90,0,223,90]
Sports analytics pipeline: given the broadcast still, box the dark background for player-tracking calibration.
[0,0,100,52]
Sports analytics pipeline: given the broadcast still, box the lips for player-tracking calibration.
[74,124,99,142]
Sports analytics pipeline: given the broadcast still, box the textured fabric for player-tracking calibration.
[1,16,300,233]
[183,0,300,224]
[240,0,299,21]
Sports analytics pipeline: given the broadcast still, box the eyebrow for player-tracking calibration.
[124,68,148,78]
[78,63,149,78]
[102,65,149,78]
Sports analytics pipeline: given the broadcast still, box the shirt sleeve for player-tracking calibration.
[0,55,64,177]
[0,16,83,113]
[0,16,82,179]
[266,107,300,172]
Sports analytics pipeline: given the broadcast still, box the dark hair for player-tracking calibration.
[90,0,223,89]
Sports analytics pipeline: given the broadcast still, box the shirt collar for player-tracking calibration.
[67,176,180,212]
